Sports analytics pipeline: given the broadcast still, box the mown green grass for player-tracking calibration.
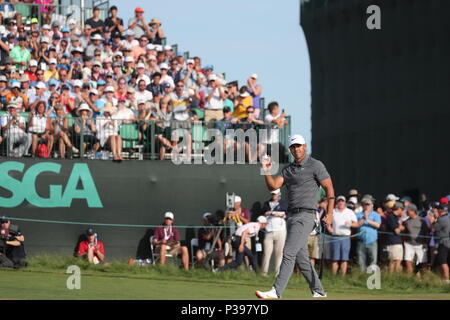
[1,254,449,300]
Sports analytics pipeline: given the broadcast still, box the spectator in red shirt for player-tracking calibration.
[152,212,189,270]
[77,228,105,264]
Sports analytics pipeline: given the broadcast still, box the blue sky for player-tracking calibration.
[109,0,312,148]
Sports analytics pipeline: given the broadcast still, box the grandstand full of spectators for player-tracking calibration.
[0,2,290,161]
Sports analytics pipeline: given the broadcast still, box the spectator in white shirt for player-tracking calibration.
[204,74,227,123]
[261,189,288,276]
[326,195,359,275]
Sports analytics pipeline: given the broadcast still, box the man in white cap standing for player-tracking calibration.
[256,134,335,298]
[218,216,267,272]
[152,212,189,270]
[261,189,288,276]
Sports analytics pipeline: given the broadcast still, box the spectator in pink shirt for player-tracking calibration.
[218,216,267,272]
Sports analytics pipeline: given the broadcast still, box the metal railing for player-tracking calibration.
[10,0,108,28]
[0,113,292,162]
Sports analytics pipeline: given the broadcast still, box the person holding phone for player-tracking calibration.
[77,228,105,264]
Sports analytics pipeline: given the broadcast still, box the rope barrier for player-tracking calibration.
[3,216,449,240]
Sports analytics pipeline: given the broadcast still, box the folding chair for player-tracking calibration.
[190,238,199,268]
[149,235,177,265]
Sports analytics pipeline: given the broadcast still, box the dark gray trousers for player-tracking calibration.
[274,212,325,296]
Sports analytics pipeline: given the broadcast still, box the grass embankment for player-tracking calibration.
[0,254,449,300]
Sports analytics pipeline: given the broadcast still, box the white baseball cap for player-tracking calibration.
[250,73,258,80]
[11,82,21,88]
[257,216,267,224]
[35,82,47,89]
[90,88,99,95]
[146,44,156,50]
[137,99,147,105]
[42,24,51,30]
[270,189,281,195]
[113,51,123,57]
[164,45,172,51]
[29,59,38,67]
[187,59,194,65]
[93,61,102,67]
[155,45,163,52]
[234,195,241,203]
[385,194,399,201]
[91,34,103,41]
[203,212,212,219]
[73,80,83,88]
[208,74,217,82]
[125,56,134,63]
[49,58,57,65]
[164,211,174,220]
[125,29,135,37]
[136,62,146,69]
[159,63,169,70]
[288,134,306,147]
[104,86,115,93]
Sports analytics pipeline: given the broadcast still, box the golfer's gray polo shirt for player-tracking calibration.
[281,154,330,211]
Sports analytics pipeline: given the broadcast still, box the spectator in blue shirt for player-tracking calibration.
[355,197,381,271]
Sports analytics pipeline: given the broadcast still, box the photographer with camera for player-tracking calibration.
[0,216,26,269]
[195,212,225,268]
[77,228,105,264]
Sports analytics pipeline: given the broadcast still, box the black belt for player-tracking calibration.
[289,207,316,214]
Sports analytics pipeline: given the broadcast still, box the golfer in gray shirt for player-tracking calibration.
[256,134,335,299]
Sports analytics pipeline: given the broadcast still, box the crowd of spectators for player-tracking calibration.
[0,3,289,161]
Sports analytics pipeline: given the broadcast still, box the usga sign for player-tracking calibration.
[0,162,103,208]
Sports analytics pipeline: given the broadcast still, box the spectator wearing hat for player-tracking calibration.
[218,216,268,272]
[24,59,38,83]
[84,87,104,118]
[85,6,105,36]
[77,228,105,264]
[403,203,429,274]
[128,7,151,40]
[6,81,28,110]
[1,103,31,157]
[95,103,123,161]
[43,58,59,82]
[355,197,381,271]
[152,212,190,270]
[9,35,30,69]
[85,33,104,61]
[232,86,253,119]
[195,212,225,269]
[73,103,100,154]
[148,18,165,45]
[101,85,118,108]
[0,216,26,269]
[170,80,194,157]
[204,74,227,123]
[148,98,173,160]
[135,62,150,86]
[159,62,174,89]
[385,201,406,273]
[261,189,288,276]
[50,104,78,158]
[325,196,358,275]
[105,5,124,35]
[179,58,197,89]
[429,204,450,282]
[28,100,54,157]
[246,74,262,119]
